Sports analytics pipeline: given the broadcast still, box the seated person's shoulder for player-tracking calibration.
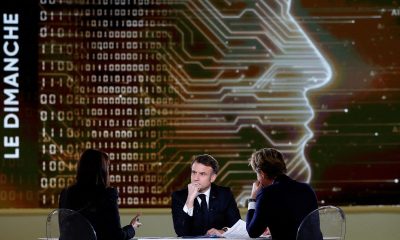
[105,187,119,198]
[299,181,317,194]
[171,187,188,199]
[61,184,79,197]
[291,178,314,190]
[213,184,234,195]
[90,187,117,204]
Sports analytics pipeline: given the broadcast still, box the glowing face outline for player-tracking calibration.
[161,0,332,189]
[36,0,332,207]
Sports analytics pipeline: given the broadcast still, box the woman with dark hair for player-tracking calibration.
[59,149,141,240]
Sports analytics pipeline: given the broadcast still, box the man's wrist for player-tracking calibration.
[248,198,256,210]
[185,197,195,208]
[248,201,256,210]
[183,203,194,216]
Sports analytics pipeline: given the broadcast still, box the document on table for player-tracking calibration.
[222,219,249,239]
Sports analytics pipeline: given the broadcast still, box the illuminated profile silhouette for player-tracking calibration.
[37,0,331,207]
[158,0,332,202]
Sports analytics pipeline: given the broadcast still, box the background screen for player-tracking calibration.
[1,0,399,208]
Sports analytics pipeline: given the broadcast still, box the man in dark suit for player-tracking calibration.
[246,148,320,240]
[171,154,241,237]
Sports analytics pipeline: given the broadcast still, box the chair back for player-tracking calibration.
[296,205,346,240]
[46,208,97,240]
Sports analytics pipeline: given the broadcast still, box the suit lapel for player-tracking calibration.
[208,185,218,216]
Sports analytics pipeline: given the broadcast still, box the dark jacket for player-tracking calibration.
[246,174,318,240]
[171,183,241,237]
[59,184,135,240]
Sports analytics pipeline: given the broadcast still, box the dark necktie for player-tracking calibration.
[198,194,208,213]
[198,194,209,232]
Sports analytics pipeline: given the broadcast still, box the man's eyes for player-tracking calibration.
[191,171,207,176]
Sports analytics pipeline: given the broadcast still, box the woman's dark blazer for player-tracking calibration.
[59,184,135,240]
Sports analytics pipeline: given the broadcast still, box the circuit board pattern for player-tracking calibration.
[38,0,331,207]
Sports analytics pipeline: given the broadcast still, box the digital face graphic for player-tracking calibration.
[35,0,332,207]
[0,0,332,207]
[2,0,399,208]
[156,0,332,203]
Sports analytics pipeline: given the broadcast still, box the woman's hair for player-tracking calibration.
[192,154,219,174]
[76,149,110,188]
[249,148,287,179]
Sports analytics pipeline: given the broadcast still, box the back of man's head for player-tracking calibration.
[250,148,287,179]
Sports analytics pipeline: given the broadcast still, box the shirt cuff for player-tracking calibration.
[248,201,256,210]
[183,204,194,216]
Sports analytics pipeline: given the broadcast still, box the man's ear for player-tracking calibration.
[260,171,270,181]
[210,173,217,183]
[260,171,274,186]
[259,171,266,179]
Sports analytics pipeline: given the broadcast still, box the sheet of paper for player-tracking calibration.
[222,219,250,239]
